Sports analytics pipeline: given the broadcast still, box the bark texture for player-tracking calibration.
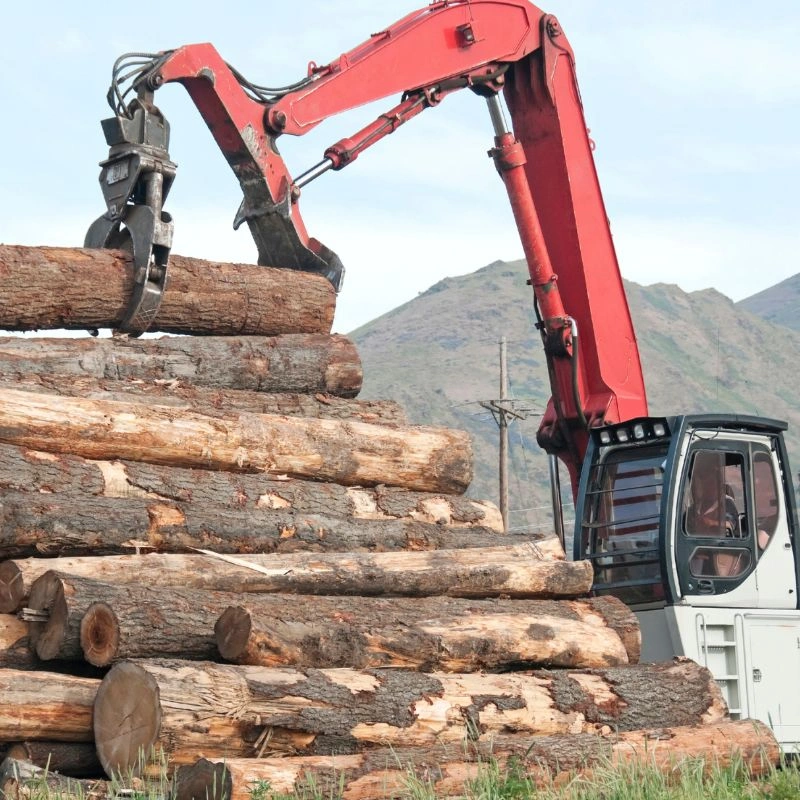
[0,334,361,396]
[1,543,584,620]
[93,659,727,774]
[0,670,99,741]
[0,493,508,563]
[0,388,471,492]
[174,721,778,800]
[0,244,335,336]
[1,758,111,800]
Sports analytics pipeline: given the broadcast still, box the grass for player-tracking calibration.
[7,754,800,800]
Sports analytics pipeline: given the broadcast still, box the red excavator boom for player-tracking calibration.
[86,0,648,494]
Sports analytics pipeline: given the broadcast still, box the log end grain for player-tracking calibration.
[80,603,120,667]
[93,662,162,777]
[27,571,69,661]
[214,607,251,663]
[0,562,24,615]
[174,758,230,800]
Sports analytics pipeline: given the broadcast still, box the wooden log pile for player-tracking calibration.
[0,245,779,796]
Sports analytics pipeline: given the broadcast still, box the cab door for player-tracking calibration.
[674,435,795,609]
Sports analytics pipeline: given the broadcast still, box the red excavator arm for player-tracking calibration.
[86,0,648,493]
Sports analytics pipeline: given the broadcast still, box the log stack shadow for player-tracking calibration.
[0,246,779,798]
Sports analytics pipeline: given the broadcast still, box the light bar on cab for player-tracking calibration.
[593,417,671,448]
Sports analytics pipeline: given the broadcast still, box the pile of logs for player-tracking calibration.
[0,245,780,799]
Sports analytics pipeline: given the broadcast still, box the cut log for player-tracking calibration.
[0,492,511,564]
[0,616,34,670]
[0,669,98,742]
[174,721,778,800]
[93,659,726,774]
[6,742,102,778]
[0,442,502,530]
[1,377,407,425]
[0,388,471,493]
[0,334,361,396]
[1,543,583,618]
[0,244,335,336]
[24,571,633,666]
[1,758,111,800]
[215,593,639,670]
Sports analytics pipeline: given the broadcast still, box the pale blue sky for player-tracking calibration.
[1,1,798,331]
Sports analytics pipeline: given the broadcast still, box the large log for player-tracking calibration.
[25,572,633,667]
[2,543,582,619]
[0,669,98,742]
[0,388,471,492]
[5,742,102,778]
[174,721,778,800]
[0,492,512,566]
[93,659,727,774]
[1,376,407,425]
[0,334,361,396]
[0,758,111,800]
[216,594,639,671]
[0,442,502,530]
[0,244,335,336]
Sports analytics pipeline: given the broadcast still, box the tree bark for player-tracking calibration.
[1,758,111,800]
[93,658,726,775]
[0,670,98,742]
[1,376,407,425]
[24,570,633,667]
[2,543,584,620]
[5,742,102,778]
[0,334,361,396]
[0,492,509,564]
[174,721,777,800]
[215,595,637,672]
[0,388,472,493]
[0,244,335,336]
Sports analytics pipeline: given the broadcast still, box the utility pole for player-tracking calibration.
[480,336,526,531]
[499,337,509,531]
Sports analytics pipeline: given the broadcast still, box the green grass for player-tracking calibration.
[8,754,800,800]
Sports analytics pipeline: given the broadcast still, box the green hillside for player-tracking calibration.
[351,259,800,535]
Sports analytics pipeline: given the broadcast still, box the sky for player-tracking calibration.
[1,0,799,333]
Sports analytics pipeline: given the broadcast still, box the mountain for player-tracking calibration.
[350,259,800,534]
[737,274,800,331]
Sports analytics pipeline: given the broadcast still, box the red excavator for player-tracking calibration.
[86,0,800,749]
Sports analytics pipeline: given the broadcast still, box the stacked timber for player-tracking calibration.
[0,245,779,797]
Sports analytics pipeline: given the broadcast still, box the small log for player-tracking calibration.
[0,492,510,565]
[0,244,335,336]
[174,721,778,800]
[6,742,102,778]
[1,376,407,424]
[93,659,726,774]
[0,669,98,742]
[2,543,582,618]
[24,571,633,666]
[0,334,361,396]
[0,616,34,670]
[0,388,471,493]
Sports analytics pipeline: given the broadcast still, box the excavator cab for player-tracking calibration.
[575,414,800,748]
